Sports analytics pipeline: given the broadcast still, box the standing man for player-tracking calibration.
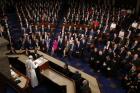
[25,55,38,88]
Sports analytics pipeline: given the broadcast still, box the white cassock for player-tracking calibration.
[25,59,38,88]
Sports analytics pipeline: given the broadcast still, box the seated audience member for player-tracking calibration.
[31,48,41,60]
[74,40,82,58]
[62,63,71,77]
[72,71,82,80]
[72,71,83,92]
[57,36,64,57]
[130,40,139,51]
[80,80,91,93]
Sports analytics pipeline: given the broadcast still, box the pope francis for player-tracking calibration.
[25,55,38,88]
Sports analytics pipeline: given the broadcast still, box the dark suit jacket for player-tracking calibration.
[74,43,82,53]
[30,52,41,60]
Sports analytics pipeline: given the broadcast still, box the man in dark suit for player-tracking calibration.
[39,38,46,52]
[95,50,104,72]
[62,63,71,77]
[31,48,41,60]
[24,38,34,50]
[33,25,39,34]
[57,37,64,57]
[130,40,139,51]
[40,25,46,34]
[72,71,82,81]
[90,48,98,68]
[74,40,82,58]
[105,55,114,77]
[80,80,91,93]
[80,37,86,57]
[72,71,83,93]
[46,24,51,32]
[86,35,94,50]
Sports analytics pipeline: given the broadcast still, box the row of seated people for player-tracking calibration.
[16,0,60,31]
[9,22,140,77]
[63,0,134,32]
[62,3,140,91]
[59,5,140,90]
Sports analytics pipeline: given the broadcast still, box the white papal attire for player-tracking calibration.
[25,59,38,88]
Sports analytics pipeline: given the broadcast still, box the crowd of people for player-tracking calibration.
[0,0,140,93]
[122,65,140,93]
[16,0,60,29]
[61,2,140,92]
